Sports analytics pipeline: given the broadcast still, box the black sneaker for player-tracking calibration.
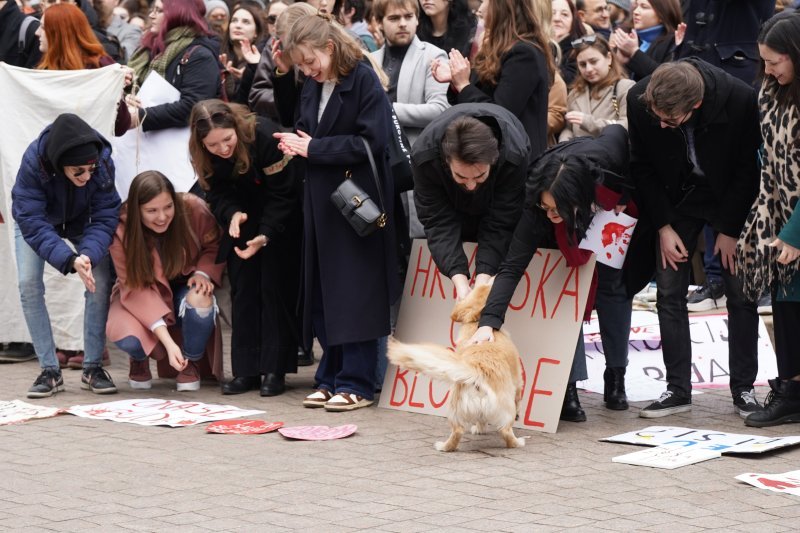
[81,366,118,394]
[639,391,692,418]
[733,389,762,419]
[27,368,64,398]
[687,280,726,312]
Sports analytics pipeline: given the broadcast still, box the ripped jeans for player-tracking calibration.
[115,284,216,361]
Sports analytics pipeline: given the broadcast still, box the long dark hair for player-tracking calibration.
[758,12,800,108]
[123,171,194,289]
[527,153,598,243]
[642,0,682,36]
[221,5,266,64]
[189,99,257,187]
[417,0,476,54]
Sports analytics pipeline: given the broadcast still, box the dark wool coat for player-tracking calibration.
[449,41,549,159]
[140,36,221,132]
[0,0,41,68]
[626,35,677,81]
[12,116,120,274]
[205,119,303,376]
[296,61,401,347]
[411,103,531,279]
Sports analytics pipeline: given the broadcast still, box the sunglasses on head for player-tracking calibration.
[193,111,229,128]
[571,34,598,48]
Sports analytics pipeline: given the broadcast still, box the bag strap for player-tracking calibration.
[611,80,620,121]
[359,136,386,215]
[18,16,37,56]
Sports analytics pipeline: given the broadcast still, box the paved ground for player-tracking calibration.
[2,342,800,533]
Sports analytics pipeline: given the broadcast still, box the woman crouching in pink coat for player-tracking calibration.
[106,171,225,391]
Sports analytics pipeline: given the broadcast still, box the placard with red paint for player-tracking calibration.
[602,426,800,454]
[278,425,358,440]
[578,209,637,269]
[379,240,595,434]
[206,420,284,434]
[736,471,800,496]
[66,399,265,427]
[0,400,62,426]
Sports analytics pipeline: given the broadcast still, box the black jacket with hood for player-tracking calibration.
[411,103,531,279]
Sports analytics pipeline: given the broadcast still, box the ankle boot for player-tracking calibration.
[745,378,800,428]
[560,383,587,422]
[603,367,629,410]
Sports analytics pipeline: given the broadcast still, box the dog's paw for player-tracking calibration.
[469,424,485,435]
[434,441,455,452]
[514,437,526,448]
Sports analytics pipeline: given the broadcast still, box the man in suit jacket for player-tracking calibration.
[371,0,450,238]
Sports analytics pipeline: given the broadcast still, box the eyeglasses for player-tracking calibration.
[647,107,693,128]
[536,203,560,215]
[193,111,229,128]
[149,6,163,15]
[68,164,97,178]
[266,15,278,24]
[571,34,597,48]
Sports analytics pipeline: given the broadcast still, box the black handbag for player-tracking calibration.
[330,136,387,237]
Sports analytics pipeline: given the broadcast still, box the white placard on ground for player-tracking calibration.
[0,400,61,426]
[67,399,264,427]
[602,426,800,454]
[612,443,721,469]
[736,471,800,496]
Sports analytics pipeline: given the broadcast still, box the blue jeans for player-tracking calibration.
[114,284,216,361]
[655,216,758,397]
[15,225,112,371]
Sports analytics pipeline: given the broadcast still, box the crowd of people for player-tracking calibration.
[2,0,800,429]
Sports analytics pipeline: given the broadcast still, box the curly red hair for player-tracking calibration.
[37,3,106,70]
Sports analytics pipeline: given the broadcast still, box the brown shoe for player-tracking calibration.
[303,388,332,408]
[66,350,84,370]
[129,357,152,390]
[324,392,374,412]
[176,360,200,391]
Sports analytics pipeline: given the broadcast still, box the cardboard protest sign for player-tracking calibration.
[206,420,283,434]
[602,426,800,454]
[579,209,637,269]
[736,471,800,496]
[612,443,721,469]
[67,399,264,427]
[379,240,595,433]
[582,312,777,401]
[0,400,62,426]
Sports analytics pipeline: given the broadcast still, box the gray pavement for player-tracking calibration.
[2,345,800,533]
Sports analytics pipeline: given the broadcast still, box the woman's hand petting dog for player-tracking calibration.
[467,325,495,345]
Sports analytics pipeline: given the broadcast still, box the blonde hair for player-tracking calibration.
[283,13,364,82]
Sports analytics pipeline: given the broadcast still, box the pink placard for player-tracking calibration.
[206,420,284,434]
[278,424,358,440]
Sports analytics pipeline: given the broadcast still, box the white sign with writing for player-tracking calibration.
[612,443,721,469]
[67,399,264,427]
[736,471,800,496]
[602,426,800,454]
[0,400,62,426]
[379,240,595,433]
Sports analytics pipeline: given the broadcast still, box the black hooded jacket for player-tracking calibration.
[411,103,531,279]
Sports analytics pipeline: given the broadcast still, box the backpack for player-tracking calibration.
[17,16,37,57]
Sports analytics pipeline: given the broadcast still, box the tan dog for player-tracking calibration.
[388,284,525,452]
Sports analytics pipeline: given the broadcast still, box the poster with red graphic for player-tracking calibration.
[278,425,358,440]
[736,471,800,496]
[379,240,595,434]
[206,420,283,434]
[579,209,637,269]
[67,399,264,427]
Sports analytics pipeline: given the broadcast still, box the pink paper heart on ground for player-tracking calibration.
[206,420,284,434]
[278,424,358,440]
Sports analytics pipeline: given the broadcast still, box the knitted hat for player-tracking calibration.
[607,0,631,11]
[59,142,99,167]
[205,0,230,17]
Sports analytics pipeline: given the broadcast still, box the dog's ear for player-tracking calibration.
[450,283,492,323]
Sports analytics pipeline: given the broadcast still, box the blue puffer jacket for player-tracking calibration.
[11,117,121,274]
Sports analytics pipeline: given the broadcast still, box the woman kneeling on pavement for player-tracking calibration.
[106,171,225,391]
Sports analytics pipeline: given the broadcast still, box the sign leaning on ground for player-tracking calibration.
[602,426,800,454]
[379,240,595,433]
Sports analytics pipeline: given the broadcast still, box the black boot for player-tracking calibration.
[297,346,315,366]
[221,376,261,395]
[560,382,587,422]
[261,373,286,397]
[603,367,629,410]
[745,379,800,428]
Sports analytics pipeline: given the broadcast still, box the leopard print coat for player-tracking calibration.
[737,80,800,301]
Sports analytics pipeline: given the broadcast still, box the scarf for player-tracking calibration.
[637,25,664,54]
[737,81,800,300]
[128,27,198,87]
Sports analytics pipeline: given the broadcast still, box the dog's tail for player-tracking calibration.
[387,338,476,385]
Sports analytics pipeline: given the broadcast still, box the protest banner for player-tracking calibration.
[0,400,62,426]
[736,471,800,496]
[378,240,595,433]
[612,443,721,469]
[66,399,264,427]
[581,312,778,401]
[602,426,800,454]
[578,209,637,269]
[0,64,125,347]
